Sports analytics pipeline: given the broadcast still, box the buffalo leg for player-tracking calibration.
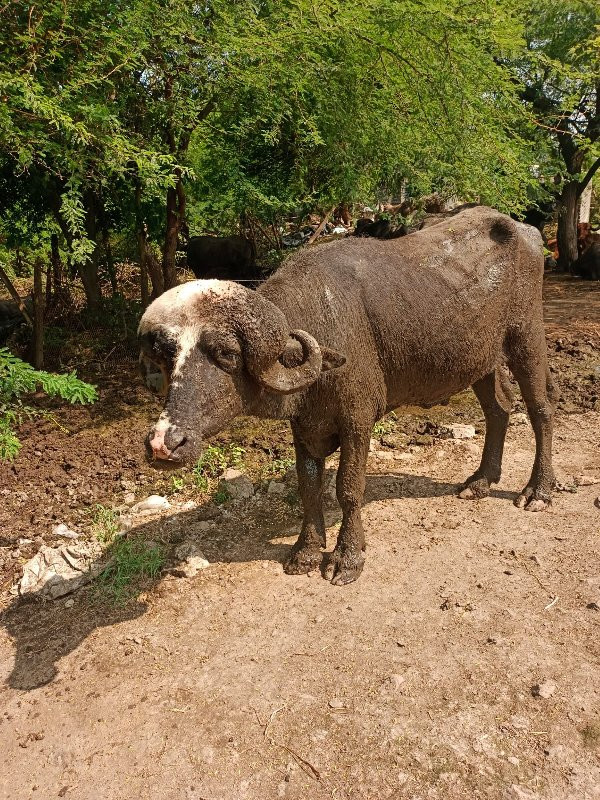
[284,437,326,575]
[460,369,512,499]
[508,326,557,511]
[324,426,371,586]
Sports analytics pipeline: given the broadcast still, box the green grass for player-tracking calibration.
[91,504,120,543]
[170,475,185,493]
[192,444,247,490]
[94,538,164,606]
[213,487,231,505]
[372,412,398,438]
[261,454,295,479]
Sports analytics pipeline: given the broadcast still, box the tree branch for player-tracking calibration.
[577,156,600,197]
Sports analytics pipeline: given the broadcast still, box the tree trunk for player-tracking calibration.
[161,169,185,292]
[75,191,103,310]
[32,258,44,369]
[557,181,580,272]
[135,183,162,300]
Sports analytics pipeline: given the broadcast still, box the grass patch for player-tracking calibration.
[192,444,246,488]
[91,504,120,543]
[94,538,164,606]
[372,412,398,438]
[261,453,295,480]
[213,487,231,505]
[169,474,185,493]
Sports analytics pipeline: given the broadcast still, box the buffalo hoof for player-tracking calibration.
[323,550,365,585]
[459,476,491,500]
[284,544,323,575]
[514,487,551,512]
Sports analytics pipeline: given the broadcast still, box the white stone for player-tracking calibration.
[511,413,529,426]
[19,544,103,599]
[447,424,476,439]
[131,495,171,515]
[171,540,210,578]
[51,523,80,539]
[532,679,557,699]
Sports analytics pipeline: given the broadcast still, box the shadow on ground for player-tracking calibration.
[1,467,517,692]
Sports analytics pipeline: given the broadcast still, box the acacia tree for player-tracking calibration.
[516,1,599,269]
[0,0,560,306]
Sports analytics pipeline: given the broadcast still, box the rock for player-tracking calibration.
[51,523,80,540]
[586,601,600,611]
[19,544,103,600]
[369,438,380,452]
[464,442,481,457]
[131,495,171,515]
[511,412,529,426]
[196,520,215,532]
[123,492,136,505]
[64,598,74,608]
[267,481,287,496]
[575,474,600,487]
[446,424,476,440]
[171,541,210,578]
[374,450,395,461]
[328,698,344,709]
[218,469,254,500]
[595,496,600,510]
[532,679,557,699]
[331,226,347,235]
[507,756,519,766]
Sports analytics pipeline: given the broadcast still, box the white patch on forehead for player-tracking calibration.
[138,279,244,336]
[173,324,202,377]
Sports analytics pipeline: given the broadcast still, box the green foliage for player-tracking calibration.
[373,412,398,438]
[261,453,296,480]
[94,538,164,606]
[91,504,120,544]
[0,347,97,460]
[213,488,231,506]
[193,444,246,481]
[170,475,185,493]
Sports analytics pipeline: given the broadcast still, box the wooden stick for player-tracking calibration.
[307,205,335,246]
[0,264,33,326]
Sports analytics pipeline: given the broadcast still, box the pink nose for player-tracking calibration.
[149,430,173,460]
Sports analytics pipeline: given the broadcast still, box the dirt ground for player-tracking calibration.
[1,274,600,799]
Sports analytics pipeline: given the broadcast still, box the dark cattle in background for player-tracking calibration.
[186,235,258,283]
[0,298,32,345]
[139,206,556,586]
[572,242,600,280]
[353,218,407,239]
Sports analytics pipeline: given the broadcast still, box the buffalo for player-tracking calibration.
[572,242,600,280]
[186,235,258,283]
[139,206,556,585]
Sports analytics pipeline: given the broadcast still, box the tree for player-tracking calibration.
[515,1,600,269]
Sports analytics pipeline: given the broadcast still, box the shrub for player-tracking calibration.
[0,347,97,460]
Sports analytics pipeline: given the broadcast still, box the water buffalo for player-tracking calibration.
[186,235,258,283]
[572,242,600,280]
[139,206,556,585]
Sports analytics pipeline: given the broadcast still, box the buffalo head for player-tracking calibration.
[138,280,345,464]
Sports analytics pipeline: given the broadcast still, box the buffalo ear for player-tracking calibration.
[321,347,346,372]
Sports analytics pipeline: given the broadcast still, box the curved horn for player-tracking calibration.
[257,330,322,395]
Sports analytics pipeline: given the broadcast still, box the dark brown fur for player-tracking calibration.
[140,206,556,585]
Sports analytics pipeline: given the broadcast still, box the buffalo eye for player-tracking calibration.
[210,347,240,373]
[202,333,242,373]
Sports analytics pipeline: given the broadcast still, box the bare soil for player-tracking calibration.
[1,274,600,799]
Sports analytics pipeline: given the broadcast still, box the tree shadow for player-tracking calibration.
[1,466,517,692]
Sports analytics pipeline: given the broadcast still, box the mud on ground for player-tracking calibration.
[0,274,599,799]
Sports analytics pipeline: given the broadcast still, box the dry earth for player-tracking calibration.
[1,275,599,799]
